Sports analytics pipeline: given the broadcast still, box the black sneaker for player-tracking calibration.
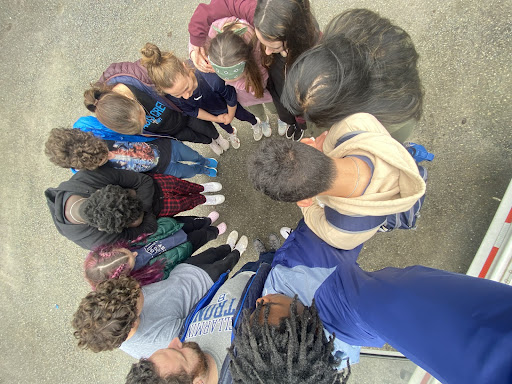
[285,124,296,139]
[293,127,305,141]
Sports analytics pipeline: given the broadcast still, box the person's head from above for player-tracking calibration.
[248,137,336,203]
[124,295,349,384]
[84,241,165,289]
[125,338,211,384]
[72,276,143,352]
[45,128,110,170]
[253,0,318,66]
[84,84,147,135]
[140,43,197,100]
[81,185,144,233]
[230,295,350,383]
[281,37,371,129]
[207,23,265,99]
[282,8,423,129]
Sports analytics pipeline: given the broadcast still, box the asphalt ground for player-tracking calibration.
[0,0,511,383]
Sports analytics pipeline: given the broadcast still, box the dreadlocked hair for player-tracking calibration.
[229,298,351,383]
[85,240,165,289]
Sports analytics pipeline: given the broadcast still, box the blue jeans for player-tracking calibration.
[164,140,208,179]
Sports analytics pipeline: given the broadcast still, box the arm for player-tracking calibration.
[188,0,256,47]
[197,108,225,123]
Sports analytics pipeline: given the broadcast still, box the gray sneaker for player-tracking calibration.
[253,238,266,254]
[268,233,281,250]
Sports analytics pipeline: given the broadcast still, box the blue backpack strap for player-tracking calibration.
[335,130,367,148]
[325,206,386,233]
[381,165,428,231]
[180,271,230,342]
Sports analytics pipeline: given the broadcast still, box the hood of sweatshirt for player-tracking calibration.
[318,113,426,216]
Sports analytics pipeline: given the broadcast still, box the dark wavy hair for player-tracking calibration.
[282,8,423,129]
[81,185,143,233]
[229,298,350,383]
[247,138,336,202]
[84,240,165,289]
[72,276,141,352]
[125,359,165,384]
[45,128,109,170]
[254,0,319,68]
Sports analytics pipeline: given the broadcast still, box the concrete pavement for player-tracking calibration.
[0,0,511,382]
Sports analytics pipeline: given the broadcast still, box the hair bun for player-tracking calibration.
[140,43,162,65]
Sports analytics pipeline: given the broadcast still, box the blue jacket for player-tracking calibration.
[265,220,512,384]
[73,116,156,142]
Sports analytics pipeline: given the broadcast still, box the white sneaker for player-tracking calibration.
[201,182,222,193]
[203,194,225,205]
[215,135,230,151]
[228,127,241,149]
[227,230,239,250]
[234,235,248,255]
[209,140,223,156]
[261,117,272,137]
[278,119,288,136]
[251,117,263,141]
[280,227,292,239]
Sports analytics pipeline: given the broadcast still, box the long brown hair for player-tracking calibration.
[254,0,318,68]
[207,24,265,98]
[83,84,142,134]
[140,42,191,93]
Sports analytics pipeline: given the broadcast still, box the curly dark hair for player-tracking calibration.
[247,138,336,202]
[125,359,167,384]
[45,127,109,170]
[81,185,143,233]
[282,8,422,130]
[71,276,141,352]
[229,298,350,383]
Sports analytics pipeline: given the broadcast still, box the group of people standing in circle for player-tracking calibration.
[42,1,512,384]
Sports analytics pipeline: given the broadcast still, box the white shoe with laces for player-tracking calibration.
[203,194,225,205]
[201,182,222,193]
[209,140,223,156]
[228,127,241,149]
[215,135,230,151]
[261,117,272,137]
[251,117,263,141]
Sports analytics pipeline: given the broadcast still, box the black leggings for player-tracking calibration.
[184,244,240,281]
[175,216,219,253]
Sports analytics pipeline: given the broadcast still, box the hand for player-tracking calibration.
[216,114,230,124]
[190,45,214,73]
[300,130,328,152]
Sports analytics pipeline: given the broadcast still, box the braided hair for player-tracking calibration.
[84,240,165,289]
[229,298,351,383]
